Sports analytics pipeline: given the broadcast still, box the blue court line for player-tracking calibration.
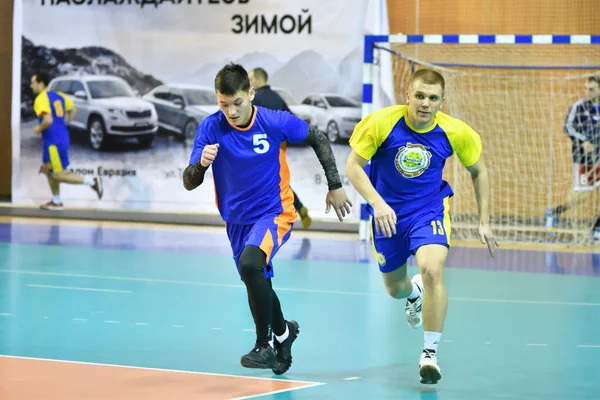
[0,222,599,277]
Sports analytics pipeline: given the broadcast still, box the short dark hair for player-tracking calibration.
[409,69,445,93]
[214,63,250,96]
[251,67,268,82]
[588,75,600,86]
[32,72,50,86]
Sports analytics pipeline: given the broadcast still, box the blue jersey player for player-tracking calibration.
[346,69,497,384]
[30,72,103,210]
[183,63,352,374]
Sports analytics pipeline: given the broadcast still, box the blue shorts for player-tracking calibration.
[371,197,451,273]
[42,143,70,173]
[226,211,295,279]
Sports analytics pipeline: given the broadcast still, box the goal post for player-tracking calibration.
[360,34,600,246]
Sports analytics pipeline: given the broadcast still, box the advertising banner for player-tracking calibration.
[13,0,368,221]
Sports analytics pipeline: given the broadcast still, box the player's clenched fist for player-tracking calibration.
[200,144,219,167]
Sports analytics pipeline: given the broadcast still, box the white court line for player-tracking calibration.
[26,284,131,294]
[0,354,327,387]
[3,269,599,307]
[526,343,548,347]
[576,345,600,348]
[229,384,327,400]
[0,313,14,316]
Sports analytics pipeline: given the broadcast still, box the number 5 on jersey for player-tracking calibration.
[431,220,445,235]
[253,133,269,154]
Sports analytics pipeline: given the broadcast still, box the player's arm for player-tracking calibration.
[302,127,342,190]
[346,151,386,208]
[183,163,208,191]
[281,111,351,220]
[60,92,77,123]
[564,102,593,153]
[32,94,53,134]
[34,115,53,134]
[465,158,491,226]
[346,115,396,238]
[302,127,353,220]
[183,123,216,191]
[456,122,498,256]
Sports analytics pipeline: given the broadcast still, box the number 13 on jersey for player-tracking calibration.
[431,220,445,235]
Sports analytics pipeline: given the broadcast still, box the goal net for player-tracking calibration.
[365,35,600,246]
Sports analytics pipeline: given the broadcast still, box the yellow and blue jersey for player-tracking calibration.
[350,105,482,218]
[33,89,73,146]
[189,106,309,225]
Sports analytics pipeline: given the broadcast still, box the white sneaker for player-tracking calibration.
[405,274,423,328]
[419,350,442,384]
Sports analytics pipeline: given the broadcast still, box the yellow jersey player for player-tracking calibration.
[30,72,103,209]
[346,69,497,384]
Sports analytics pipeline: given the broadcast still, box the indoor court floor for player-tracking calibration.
[0,215,599,400]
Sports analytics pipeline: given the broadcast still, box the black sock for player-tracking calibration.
[267,279,286,337]
[239,246,272,346]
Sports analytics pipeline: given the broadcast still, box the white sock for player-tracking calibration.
[275,324,289,343]
[52,195,61,204]
[407,281,422,300]
[84,176,95,186]
[424,331,442,353]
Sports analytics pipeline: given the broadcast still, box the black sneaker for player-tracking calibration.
[272,320,300,375]
[240,343,277,369]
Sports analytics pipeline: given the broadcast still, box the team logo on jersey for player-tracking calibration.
[394,142,432,178]
[376,252,386,267]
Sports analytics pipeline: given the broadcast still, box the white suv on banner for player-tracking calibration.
[48,75,159,151]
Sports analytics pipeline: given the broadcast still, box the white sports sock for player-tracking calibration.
[424,331,442,353]
[84,176,95,186]
[407,281,422,300]
[275,324,289,343]
[52,195,61,204]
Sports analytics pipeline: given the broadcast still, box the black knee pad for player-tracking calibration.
[239,246,267,282]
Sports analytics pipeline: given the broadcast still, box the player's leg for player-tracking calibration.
[40,162,63,210]
[236,211,298,372]
[413,244,447,384]
[267,278,300,375]
[226,223,276,368]
[49,144,104,200]
[546,163,593,231]
[370,218,423,323]
[408,201,452,384]
[237,245,277,369]
[291,188,312,229]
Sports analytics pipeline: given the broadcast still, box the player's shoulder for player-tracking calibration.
[256,105,290,119]
[198,110,225,131]
[436,110,477,137]
[368,104,406,120]
[359,105,406,129]
[572,97,590,110]
[33,90,48,103]
[255,105,299,127]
